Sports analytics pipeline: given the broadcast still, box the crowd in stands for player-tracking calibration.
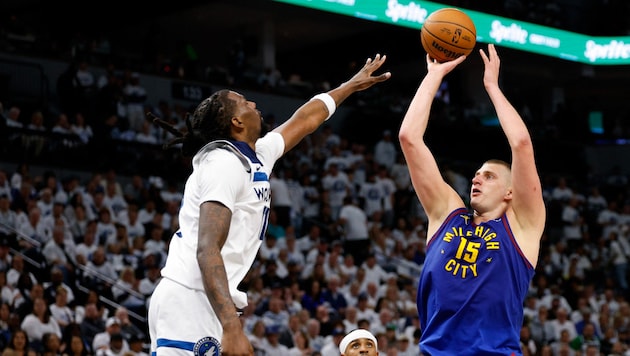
[3,98,630,355]
[3,3,630,356]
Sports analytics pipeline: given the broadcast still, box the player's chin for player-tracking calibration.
[259,122,271,138]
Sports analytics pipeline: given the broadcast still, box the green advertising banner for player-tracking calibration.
[274,0,630,65]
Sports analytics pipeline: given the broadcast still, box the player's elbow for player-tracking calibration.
[511,136,534,152]
[398,129,423,153]
[398,129,414,148]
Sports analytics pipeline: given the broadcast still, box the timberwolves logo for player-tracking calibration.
[193,337,220,356]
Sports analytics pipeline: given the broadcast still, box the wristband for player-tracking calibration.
[310,93,336,121]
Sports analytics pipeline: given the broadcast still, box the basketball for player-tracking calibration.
[420,8,476,63]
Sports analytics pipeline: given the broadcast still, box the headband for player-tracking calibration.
[339,329,377,354]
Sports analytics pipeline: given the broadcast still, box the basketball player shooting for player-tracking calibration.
[398,44,546,355]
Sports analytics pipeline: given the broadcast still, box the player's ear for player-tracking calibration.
[231,116,243,126]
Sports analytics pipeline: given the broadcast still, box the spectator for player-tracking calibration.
[22,111,47,158]
[82,247,117,298]
[40,331,62,356]
[78,302,104,353]
[6,255,37,290]
[373,130,396,170]
[246,320,266,354]
[357,171,385,221]
[111,267,145,315]
[126,334,148,356]
[321,274,348,318]
[41,226,76,284]
[261,325,291,355]
[320,322,346,356]
[337,196,370,266]
[70,112,93,145]
[4,106,23,128]
[305,318,325,353]
[92,318,128,353]
[20,297,62,352]
[0,199,18,241]
[48,286,74,329]
[113,306,145,343]
[1,328,36,356]
[287,329,312,356]
[122,72,147,132]
[137,265,160,306]
[95,332,127,356]
[550,307,578,342]
[51,113,73,136]
[43,267,75,306]
[321,163,352,220]
[270,170,293,230]
[63,334,89,356]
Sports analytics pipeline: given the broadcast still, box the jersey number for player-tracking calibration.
[455,237,481,263]
[259,206,270,240]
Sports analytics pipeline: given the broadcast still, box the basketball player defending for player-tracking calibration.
[148,55,390,356]
[398,44,545,355]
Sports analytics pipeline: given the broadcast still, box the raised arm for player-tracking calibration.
[274,54,391,154]
[398,54,466,234]
[480,45,546,247]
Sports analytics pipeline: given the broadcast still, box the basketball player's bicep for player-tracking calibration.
[198,201,232,251]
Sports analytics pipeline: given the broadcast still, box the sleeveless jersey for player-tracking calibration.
[417,208,534,356]
[160,132,284,309]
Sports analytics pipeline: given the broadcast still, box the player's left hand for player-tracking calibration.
[346,54,391,91]
[480,44,500,88]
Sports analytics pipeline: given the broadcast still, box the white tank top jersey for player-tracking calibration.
[160,132,284,309]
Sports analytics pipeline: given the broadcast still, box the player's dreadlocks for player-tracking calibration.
[148,89,235,157]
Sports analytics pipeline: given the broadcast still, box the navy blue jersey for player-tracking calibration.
[417,208,534,356]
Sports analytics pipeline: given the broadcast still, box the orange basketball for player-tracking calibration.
[420,8,476,63]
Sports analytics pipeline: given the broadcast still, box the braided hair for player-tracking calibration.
[149,89,235,157]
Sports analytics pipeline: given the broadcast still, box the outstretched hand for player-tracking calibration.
[425,53,466,76]
[480,44,500,89]
[346,54,391,91]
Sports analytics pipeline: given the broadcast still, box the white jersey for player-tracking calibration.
[160,132,284,308]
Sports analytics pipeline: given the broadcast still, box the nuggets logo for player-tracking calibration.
[193,337,220,356]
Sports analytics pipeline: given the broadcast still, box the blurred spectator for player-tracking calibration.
[70,112,93,145]
[92,318,128,354]
[305,318,325,353]
[126,334,148,356]
[111,267,145,314]
[113,306,145,343]
[47,286,74,329]
[257,67,283,92]
[337,197,369,266]
[5,106,23,129]
[63,334,90,356]
[321,164,351,220]
[1,328,36,356]
[78,302,104,352]
[41,227,76,284]
[20,296,61,352]
[0,196,18,239]
[287,328,312,356]
[373,130,396,170]
[82,247,117,298]
[122,72,147,132]
[95,331,127,356]
[40,331,62,356]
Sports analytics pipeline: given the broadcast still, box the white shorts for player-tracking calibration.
[148,277,223,356]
